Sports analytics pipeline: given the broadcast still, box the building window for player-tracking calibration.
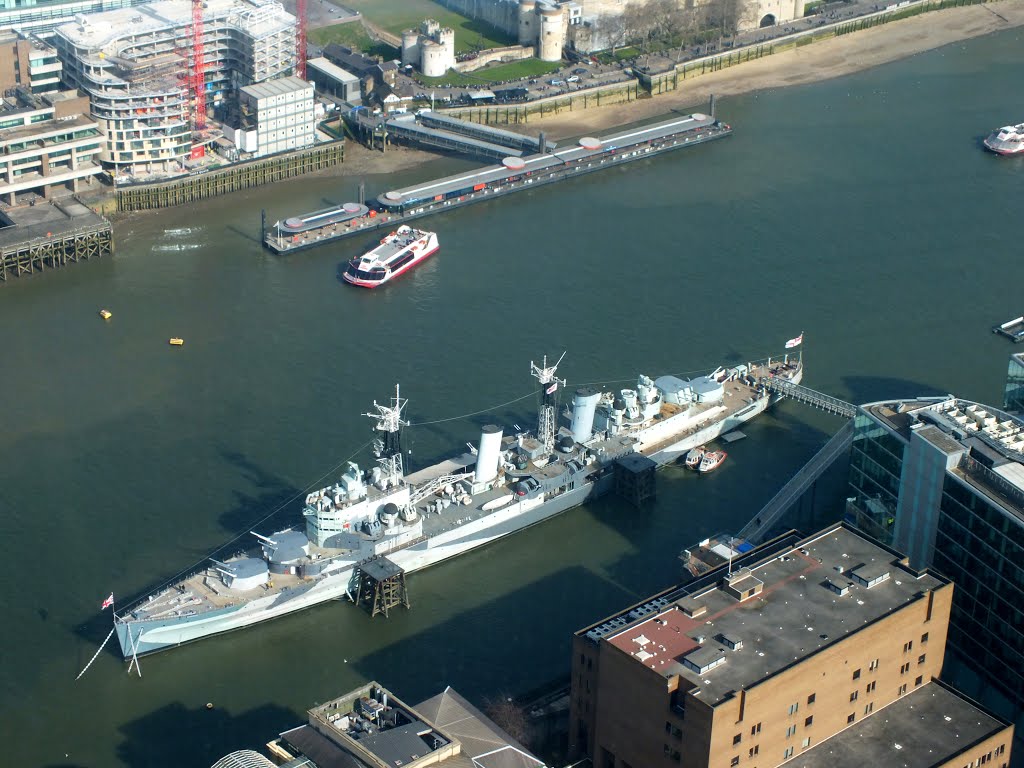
[805,716,814,728]
[730,758,739,767]
[869,658,880,670]
[748,746,759,758]
[849,691,859,702]
[783,746,794,759]
[866,681,876,694]
[898,683,908,696]
[852,668,861,680]
[864,702,874,715]
[915,676,923,686]
[903,640,913,653]
[666,722,672,734]
[847,713,856,724]
[807,693,816,705]
[751,722,762,736]
[786,725,797,738]
[788,702,799,715]
[918,654,926,665]
[900,662,911,674]
[921,632,929,644]
[733,734,741,746]
[801,737,811,749]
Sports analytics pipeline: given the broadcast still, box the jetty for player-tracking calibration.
[264,111,732,255]
[993,316,1024,343]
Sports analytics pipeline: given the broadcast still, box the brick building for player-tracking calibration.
[569,523,1013,768]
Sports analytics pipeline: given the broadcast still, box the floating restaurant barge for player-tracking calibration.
[264,112,732,255]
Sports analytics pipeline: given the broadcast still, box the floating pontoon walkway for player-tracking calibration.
[264,112,732,255]
[416,111,554,153]
[385,116,524,161]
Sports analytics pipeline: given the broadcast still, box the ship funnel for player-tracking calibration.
[570,387,601,443]
[475,424,504,484]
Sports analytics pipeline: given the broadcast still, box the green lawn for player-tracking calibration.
[342,0,514,54]
[309,21,397,59]
[417,58,560,87]
[594,47,640,64]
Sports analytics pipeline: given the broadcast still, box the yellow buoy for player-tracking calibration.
[99,309,112,320]
[169,338,184,346]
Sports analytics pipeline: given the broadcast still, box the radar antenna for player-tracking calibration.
[531,353,566,454]
[365,384,408,483]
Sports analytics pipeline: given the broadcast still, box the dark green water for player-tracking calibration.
[3,28,1023,767]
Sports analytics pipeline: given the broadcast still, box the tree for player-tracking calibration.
[596,13,628,56]
[483,695,530,747]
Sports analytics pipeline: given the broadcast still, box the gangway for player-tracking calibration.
[762,378,857,419]
[737,420,855,544]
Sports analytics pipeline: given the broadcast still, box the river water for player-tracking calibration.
[2,28,1022,768]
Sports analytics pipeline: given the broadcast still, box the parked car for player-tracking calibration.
[567,75,580,83]
[549,78,564,86]
[572,68,588,75]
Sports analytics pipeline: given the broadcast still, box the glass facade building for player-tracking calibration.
[1005,353,1024,414]
[846,395,1024,711]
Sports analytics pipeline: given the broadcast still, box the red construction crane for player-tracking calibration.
[192,0,207,130]
[296,0,307,80]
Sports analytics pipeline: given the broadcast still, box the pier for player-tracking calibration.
[353,556,410,618]
[0,198,113,282]
[264,112,732,255]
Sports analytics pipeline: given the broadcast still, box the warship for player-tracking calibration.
[114,351,802,658]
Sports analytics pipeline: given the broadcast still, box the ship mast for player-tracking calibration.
[365,384,409,483]
[531,353,566,454]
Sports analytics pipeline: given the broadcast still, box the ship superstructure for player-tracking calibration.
[114,351,802,658]
[343,225,439,287]
[984,123,1024,156]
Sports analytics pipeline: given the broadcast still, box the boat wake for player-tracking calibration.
[153,243,201,252]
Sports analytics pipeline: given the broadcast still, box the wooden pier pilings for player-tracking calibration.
[0,220,113,282]
[115,142,345,212]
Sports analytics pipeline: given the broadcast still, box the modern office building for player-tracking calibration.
[846,394,1024,712]
[212,681,547,768]
[1005,352,1024,413]
[568,523,1013,768]
[0,33,62,94]
[231,75,313,157]
[0,88,102,203]
[52,0,296,175]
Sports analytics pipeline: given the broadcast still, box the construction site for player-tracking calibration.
[51,0,311,183]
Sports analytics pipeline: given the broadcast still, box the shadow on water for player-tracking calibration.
[226,224,261,246]
[215,449,305,537]
[354,567,639,705]
[840,375,949,407]
[111,701,298,768]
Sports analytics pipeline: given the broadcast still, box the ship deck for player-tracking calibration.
[121,357,801,625]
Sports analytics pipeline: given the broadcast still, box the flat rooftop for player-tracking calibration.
[791,680,1010,768]
[605,525,947,705]
[862,397,1024,520]
[55,0,293,49]
[241,75,311,101]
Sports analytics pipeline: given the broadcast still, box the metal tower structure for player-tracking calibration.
[365,384,408,483]
[191,0,207,130]
[296,0,307,79]
[531,353,566,454]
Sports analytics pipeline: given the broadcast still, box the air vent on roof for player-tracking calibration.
[824,578,850,596]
